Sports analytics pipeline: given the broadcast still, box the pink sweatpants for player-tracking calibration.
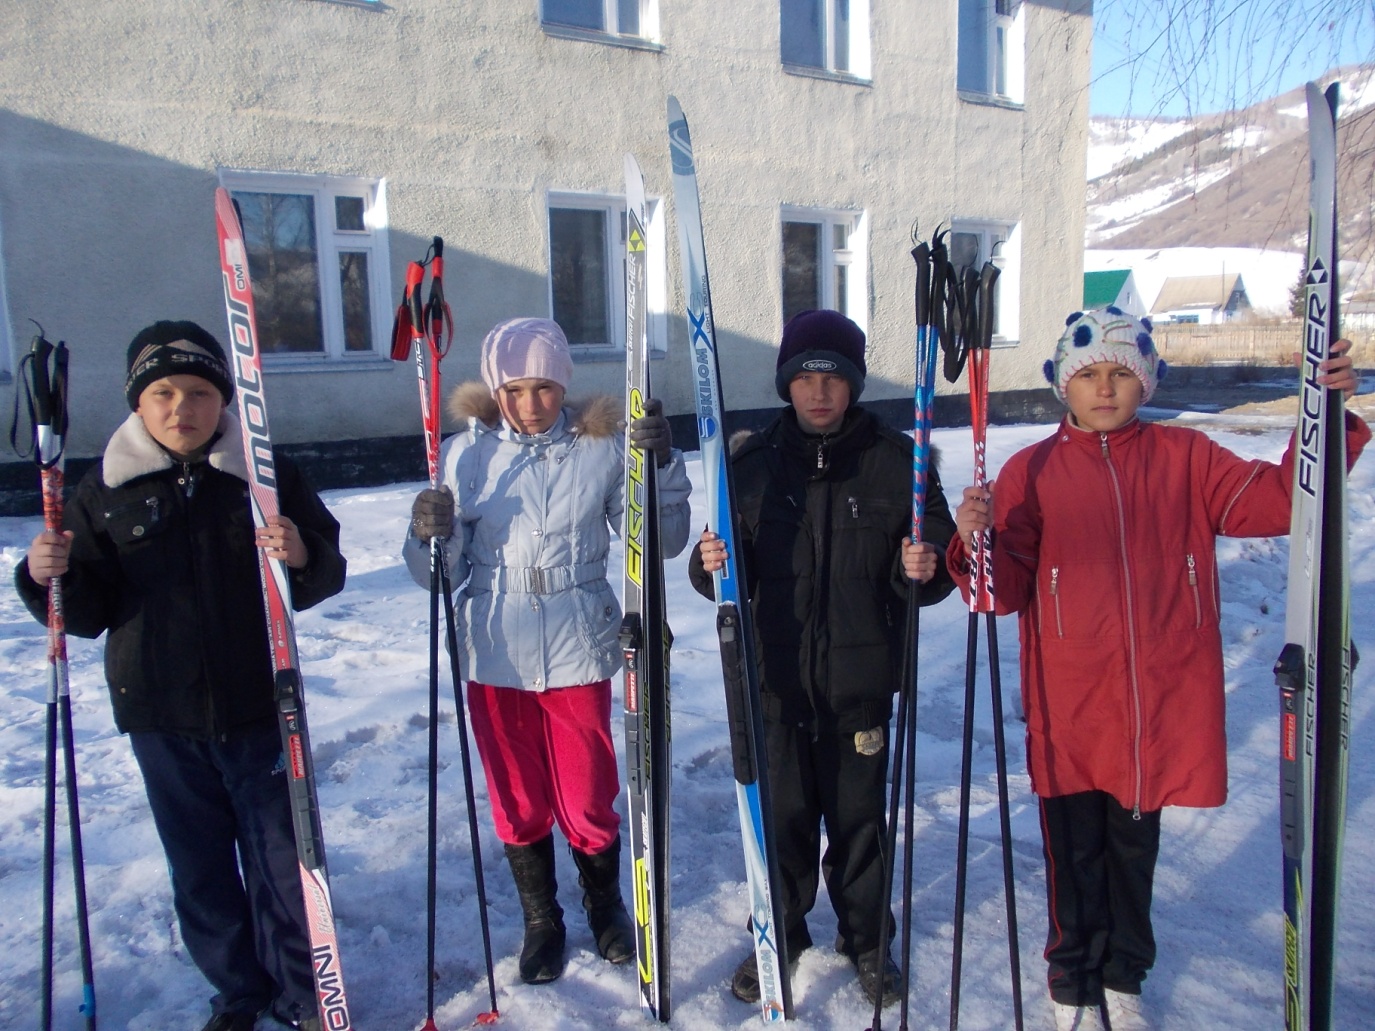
[467,679,621,852]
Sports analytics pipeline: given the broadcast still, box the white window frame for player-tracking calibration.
[0,211,11,378]
[541,0,660,43]
[546,190,668,360]
[216,169,393,367]
[780,206,868,333]
[957,0,1024,104]
[781,0,871,80]
[948,218,1020,346]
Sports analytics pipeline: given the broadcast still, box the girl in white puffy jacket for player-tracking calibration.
[403,317,690,987]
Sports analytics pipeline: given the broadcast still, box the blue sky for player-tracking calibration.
[1090,0,1374,118]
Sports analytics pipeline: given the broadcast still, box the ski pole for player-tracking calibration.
[946,264,1023,1031]
[934,255,973,1031]
[868,229,944,1031]
[392,240,498,1027]
[902,231,946,1031]
[13,329,97,1030]
[970,264,1023,1031]
[400,253,443,1031]
[427,241,499,1027]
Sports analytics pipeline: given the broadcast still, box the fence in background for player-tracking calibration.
[1154,322,1374,366]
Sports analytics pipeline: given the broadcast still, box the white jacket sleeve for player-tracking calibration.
[401,432,470,589]
[655,449,692,559]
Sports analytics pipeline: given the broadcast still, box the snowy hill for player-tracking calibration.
[2,428,1372,1030]
[1087,65,1375,250]
[1086,65,1375,312]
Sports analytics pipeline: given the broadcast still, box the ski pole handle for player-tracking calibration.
[29,334,54,430]
[977,262,1000,351]
[913,241,931,329]
[407,261,426,340]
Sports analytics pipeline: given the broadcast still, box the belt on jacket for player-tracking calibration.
[467,562,603,594]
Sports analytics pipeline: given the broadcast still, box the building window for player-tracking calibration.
[780,0,871,79]
[0,211,11,378]
[543,0,658,40]
[948,219,1020,344]
[219,171,391,362]
[957,0,1024,103]
[781,207,867,329]
[547,191,667,355]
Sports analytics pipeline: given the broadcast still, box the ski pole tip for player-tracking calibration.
[474,1009,500,1026]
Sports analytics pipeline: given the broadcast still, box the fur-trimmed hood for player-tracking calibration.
[445,380,621,439]
[102,410,247,488]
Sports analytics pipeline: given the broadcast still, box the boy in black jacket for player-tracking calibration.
[17,321,346,1031]
[690,310,956,1009]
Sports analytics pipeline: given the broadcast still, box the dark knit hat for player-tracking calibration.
[125,320,234,410]
[774,309,867,403]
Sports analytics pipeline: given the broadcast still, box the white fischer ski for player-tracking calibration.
[620,153,673,1021]
[1276,80,1350,1031]
[666,96,792,1022]
[214,187,352,1031]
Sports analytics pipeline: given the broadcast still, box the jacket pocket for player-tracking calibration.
[1048,565,1065,639]
[833,495,905,581]
[105,495,165,544]
[1186,553,1202,629]
[572,580,620,668]
[105,495,174,588]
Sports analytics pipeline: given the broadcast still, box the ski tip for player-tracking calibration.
[213,185,234,220]
[667,99,693,174]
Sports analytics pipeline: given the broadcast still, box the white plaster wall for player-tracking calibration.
[0,0,1091,457]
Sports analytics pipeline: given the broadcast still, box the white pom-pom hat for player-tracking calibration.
[1043,307,1167,403]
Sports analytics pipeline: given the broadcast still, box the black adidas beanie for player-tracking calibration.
[774,309,867,403]
[125,320,235,410]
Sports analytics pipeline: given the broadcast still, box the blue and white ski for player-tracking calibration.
[666,96,792,1023]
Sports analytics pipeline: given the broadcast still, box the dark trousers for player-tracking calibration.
[765,717,891,959]
[1039,790,1161,1006]
[130,720,314,1018]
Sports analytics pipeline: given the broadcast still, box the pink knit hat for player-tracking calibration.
[479,318,574,392]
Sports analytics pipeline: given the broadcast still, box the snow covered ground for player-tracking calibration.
[2,418,1372,1030]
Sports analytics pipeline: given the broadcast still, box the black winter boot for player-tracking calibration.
[505,836,566,984]
[571,835,636,964]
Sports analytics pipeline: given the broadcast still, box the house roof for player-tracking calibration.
[1083,269,1131,308]
[1151,273,1247,313]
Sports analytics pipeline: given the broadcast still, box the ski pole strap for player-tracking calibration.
[10,330,69,470]
[389,261,426,361]
[939,260,967,383]
[425,236,453,360]
[467,562,604,594]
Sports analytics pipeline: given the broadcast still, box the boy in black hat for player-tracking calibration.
[689,309,957,1008]
[18,320,346,1031]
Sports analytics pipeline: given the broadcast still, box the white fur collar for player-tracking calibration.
[102,411,249,488]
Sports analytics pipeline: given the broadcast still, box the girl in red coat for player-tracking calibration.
[948,308,1367,1031]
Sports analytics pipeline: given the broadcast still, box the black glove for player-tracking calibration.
[411,486,454,543]
[628,397,673,468]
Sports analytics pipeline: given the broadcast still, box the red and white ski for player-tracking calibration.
[214,187,352,1031]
